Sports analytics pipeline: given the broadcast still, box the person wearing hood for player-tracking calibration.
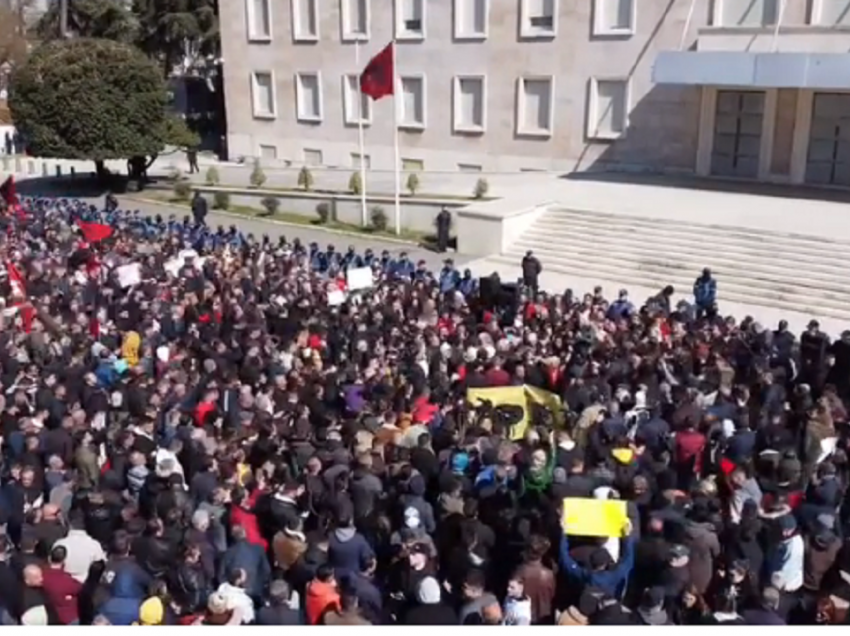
[399,474,436,534]
[402,576,458,624]
[97,569,145,625]
[328,513,374,578]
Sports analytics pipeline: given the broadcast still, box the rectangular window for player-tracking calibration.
[295,72,323,122]
[719,0,778,26]
[453,75,486,133]
[247,0,272,40]
[516,76,554,137]
[587,78,629,140]
[351,152,371,169]
[816,0,850,25]
[395,0,425,40]
[458,163,482,172]
[402,158,424,171]
[304,149,324,165]
[520,0,557,38]
[398,75,426,130]
[292,0,319,41]
[454,0,488,39]
[341,0,370,40]
[259,144,278,160]
[342,74,372,126]
[593,0,635,35]
[251,71,276,118]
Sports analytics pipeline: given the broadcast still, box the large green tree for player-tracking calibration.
[36,0,137,43]
[8,37,196,179]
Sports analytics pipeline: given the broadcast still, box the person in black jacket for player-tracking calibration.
[521,251,542,296]
[255,580,302,625]
[191,191,208,226]
[800,320,829,395]
[170,543,210,614]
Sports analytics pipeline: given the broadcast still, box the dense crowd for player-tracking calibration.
[0,195,847,626]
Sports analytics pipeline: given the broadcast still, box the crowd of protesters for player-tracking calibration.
[0,194,848,626]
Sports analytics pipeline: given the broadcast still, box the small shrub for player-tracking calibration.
[348,171,363,195]
[168,167,183,182]
[173,180,192,201]
[406,172,420,196]
[213,191,231,210]
[473,177,489,199]
[260,196,280,216]
[316,201,331,224]
[298,166,314,191]
[370,205,389,232]
[205,166,220,186]
[249,159,266,188]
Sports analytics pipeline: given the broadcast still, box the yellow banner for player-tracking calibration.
[562,497,628,538]
[466,384,562,440]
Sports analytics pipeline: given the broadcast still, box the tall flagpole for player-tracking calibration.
[355,40,368,227]
[392,39,401,236]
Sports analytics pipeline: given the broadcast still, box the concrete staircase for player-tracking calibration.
[490,206,850,321]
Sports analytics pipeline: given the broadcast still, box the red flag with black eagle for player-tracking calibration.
[360,42,395,101]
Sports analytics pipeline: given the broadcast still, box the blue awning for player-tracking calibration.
[654,51,850,89]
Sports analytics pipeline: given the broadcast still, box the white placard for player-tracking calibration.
[346,266,373,291]
[327,289,346,306]
[116,263,141,288]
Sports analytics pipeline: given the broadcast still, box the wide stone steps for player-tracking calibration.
[500,207,850,322]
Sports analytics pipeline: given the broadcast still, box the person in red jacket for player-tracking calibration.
[41,545,82,625]
[230,487,268,551]
[675,422,707,490]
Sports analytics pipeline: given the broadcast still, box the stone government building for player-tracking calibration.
[219,0,850,187]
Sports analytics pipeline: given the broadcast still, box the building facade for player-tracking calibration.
[219,0,850,185]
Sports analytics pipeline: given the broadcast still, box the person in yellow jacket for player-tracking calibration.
[122,331,141,367]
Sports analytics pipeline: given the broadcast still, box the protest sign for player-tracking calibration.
[346,266,374,291]
[562,497,628,538]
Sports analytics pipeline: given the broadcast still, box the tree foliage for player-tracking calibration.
[9,38,170,161]
[0,0,32,69]
[36,0,137,42]
[133,0,219,77]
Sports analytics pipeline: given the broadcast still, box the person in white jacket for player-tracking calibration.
[502,577,532,625]
[217,568,255,624]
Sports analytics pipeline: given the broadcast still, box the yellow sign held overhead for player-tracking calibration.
[562,497,628,538]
